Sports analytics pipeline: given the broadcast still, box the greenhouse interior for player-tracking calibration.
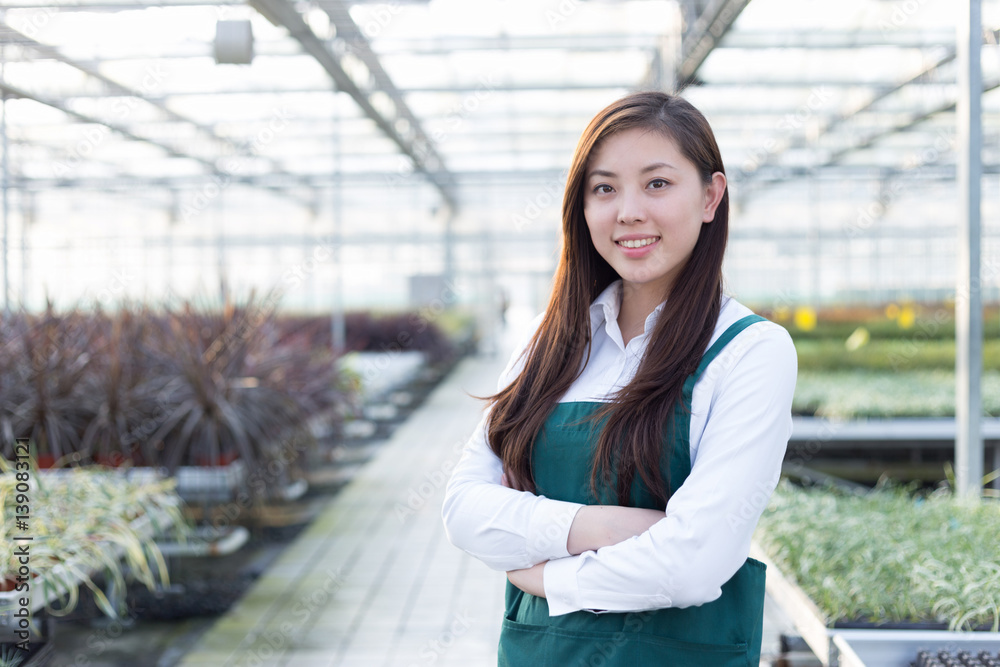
[1,0,999,665]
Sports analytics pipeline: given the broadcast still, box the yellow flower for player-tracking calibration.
[794,306,817,331]
[898,305,915,329]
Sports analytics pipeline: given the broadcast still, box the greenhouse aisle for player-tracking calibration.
[177,346,511,667]
[178,327,797,667]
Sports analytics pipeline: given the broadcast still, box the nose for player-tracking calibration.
[617,188,645,224]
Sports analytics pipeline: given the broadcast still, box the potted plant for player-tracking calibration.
[1,306,97,467]
[77,306,163,468]
[140,295,347,500]
[0,457,184,616]
[753,479,1000,666]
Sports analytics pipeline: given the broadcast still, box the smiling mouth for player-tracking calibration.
[616,237,660,249]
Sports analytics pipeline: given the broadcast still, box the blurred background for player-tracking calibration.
[0,0,996,316]
[1,0,999,665]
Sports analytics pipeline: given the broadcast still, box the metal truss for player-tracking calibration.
[0,20,322,207]
[249,0,457,210]
[17,161,998,193]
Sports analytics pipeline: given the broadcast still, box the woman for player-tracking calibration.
[442,91,797,666]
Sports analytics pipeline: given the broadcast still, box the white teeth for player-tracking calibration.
[617,237,658,249]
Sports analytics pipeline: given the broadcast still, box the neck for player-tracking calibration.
[617,281,667,346]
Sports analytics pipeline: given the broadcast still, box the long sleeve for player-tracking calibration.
[543,322,797,616]
[441,315,585,571]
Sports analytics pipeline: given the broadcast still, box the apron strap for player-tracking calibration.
[684,314,767,396]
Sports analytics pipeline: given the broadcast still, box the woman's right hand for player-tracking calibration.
[566,505,664,555]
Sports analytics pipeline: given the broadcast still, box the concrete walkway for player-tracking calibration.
[179,346,798,667]
[179,352,510,667]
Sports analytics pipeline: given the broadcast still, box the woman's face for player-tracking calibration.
[582,127,726,299]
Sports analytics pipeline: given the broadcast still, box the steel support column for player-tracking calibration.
[955,0,983,497]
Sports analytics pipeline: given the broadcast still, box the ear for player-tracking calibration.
[702,172,727,223]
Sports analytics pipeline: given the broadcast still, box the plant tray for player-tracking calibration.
[0,500,178,621]
[339,350,426,401]
[750,542,1000,667]
[127,461,247,503]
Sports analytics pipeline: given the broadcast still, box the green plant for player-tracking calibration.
[0,457,186,619]
[0,645,24,667]
[793,370,1000,418]
[794,339,1000,372]
[756,481,1000,630]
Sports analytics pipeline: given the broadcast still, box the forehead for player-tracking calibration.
[586,127,688,175]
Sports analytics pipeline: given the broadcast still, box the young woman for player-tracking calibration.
[442,91,797,666]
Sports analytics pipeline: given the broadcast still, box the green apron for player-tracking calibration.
[498,314,768,667]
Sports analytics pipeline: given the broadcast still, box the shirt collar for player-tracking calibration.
[589,280,668,345]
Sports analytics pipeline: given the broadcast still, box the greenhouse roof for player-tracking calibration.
[3,0,997,201]
[0,0,997,310]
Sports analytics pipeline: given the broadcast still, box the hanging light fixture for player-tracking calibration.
[214,20,255,65]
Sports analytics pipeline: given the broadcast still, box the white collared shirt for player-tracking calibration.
[441,281,797,616]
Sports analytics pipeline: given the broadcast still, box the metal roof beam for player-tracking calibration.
[676,0,751,85]
[822,76,999,166]
[13,162,998,192]
[370,34,661,54]
[0,0,430,10]
[0,21,321,206]
[51,78,959,101]
[736,48,963,198]
[249,0,457,210]
[720,29,958,49]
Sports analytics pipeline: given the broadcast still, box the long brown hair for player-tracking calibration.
[486,91,729,508]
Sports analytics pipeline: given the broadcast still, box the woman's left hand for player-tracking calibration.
[506,562,547,598]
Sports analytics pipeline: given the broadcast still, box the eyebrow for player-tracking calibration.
[587,162,677,179]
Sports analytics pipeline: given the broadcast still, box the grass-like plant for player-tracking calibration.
[143,297,306,473]
[78,306,162,466]
[794,338,1000,372]
[0,297,361,496]
[755,480,1000,631]
[758,304,1000,342]
[0,457,186,619]
[1,306,98,463]
[0,644,25,667]
[793,369,1000,418]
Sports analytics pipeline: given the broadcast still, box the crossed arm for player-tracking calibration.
[441,319,796,615]
[504,496,664,597]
